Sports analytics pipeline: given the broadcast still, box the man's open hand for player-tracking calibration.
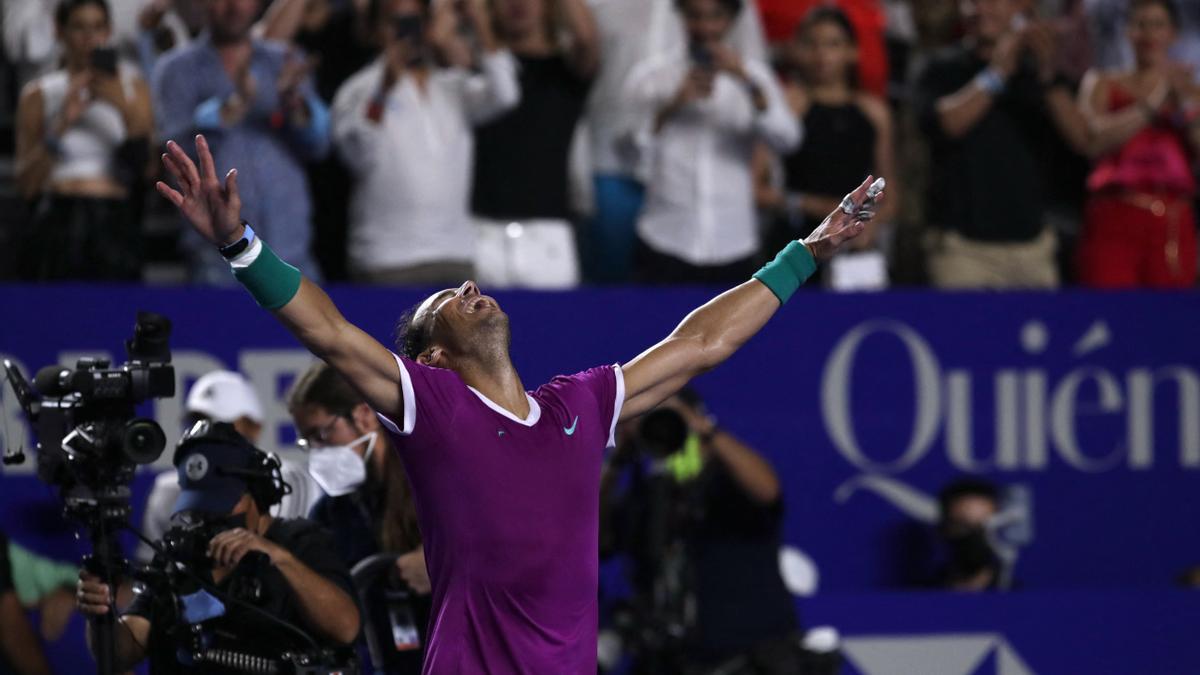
[156,135,244,247]
[802,175,884,262]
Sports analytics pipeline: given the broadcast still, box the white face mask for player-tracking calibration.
[307,432,377,497]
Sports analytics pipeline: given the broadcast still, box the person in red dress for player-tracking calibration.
[1077,0,1200,288]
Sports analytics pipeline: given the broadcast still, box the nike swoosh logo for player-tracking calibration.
[497,430,506,438]
[563,416,579,436]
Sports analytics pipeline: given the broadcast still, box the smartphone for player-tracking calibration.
[689,42,714,70]
[91,46,118,76]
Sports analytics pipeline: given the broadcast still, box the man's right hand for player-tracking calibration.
[156,135,244,247]
[76,570,112,617]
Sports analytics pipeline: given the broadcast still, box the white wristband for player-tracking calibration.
[229,237,263,269]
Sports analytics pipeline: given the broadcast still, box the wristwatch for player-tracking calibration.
[219,222,256,259]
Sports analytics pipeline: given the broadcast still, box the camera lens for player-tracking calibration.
[123,418,167,465]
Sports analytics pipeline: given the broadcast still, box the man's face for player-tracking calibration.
[292,403,367,454]
[206,0,259,43]
[942,494,998,537]
[961,0,1020,42]
[681,0,734,49]
[412,281,509,367]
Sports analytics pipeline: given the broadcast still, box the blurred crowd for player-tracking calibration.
[1,0,1199,289]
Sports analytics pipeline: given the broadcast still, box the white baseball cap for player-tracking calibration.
[185,371,264,424]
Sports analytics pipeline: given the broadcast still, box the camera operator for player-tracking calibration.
[601,389,804,675]
[287,362,428,674]
[137,370,321,563]
[936,478,1008,592]
[75,421,360,673]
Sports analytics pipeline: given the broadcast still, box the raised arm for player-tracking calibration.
[619,177,882,420]
[156,135,403,419]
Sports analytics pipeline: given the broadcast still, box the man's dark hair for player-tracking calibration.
[395,301,433,361]
[674,0,743,18]
[1130,0,1180,27]
[55,0,110,28]
[287,361,364,417]
[938,477,1000,520]
[798,5,858,45]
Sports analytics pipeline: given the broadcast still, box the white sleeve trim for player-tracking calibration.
[376,352,417,436]
[607,364,625,449]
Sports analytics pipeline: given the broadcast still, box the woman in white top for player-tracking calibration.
[15,0,153,280]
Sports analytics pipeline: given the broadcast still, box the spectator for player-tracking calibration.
[626,0,800,284]
[1077,0,1199,288]
[757,0,889,97]
[137,370,320,563]
[256,0,378,280]
[470,0,599,289]
[152,0,330,284]
[916,0,1089,289]
[4,0,59,88]
[287,362,427,674]
[937,478,1005,592]
[0,530,53,675]
[14,0,153,281]
[331,0,518,285]
[581,0,768,283]
[756,6,898,286]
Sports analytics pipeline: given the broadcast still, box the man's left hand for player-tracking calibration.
[802,175,884,262]
[208,528,290,568]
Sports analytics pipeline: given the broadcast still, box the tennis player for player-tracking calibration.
[157,134,881,674]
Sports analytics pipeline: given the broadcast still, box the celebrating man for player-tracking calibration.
[156,134,880,673]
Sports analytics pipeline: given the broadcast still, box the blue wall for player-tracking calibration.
[1,285,1198,672]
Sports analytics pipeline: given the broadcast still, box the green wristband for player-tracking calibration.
[752,241,817,304]
[232,240,302,310]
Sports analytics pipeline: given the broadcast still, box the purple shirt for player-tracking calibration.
[378,354,624,674]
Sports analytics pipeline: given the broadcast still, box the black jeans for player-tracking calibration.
[634,238,758,285]
[20,194,141,281]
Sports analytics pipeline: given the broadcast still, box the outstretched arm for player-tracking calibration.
[157,135,402,419]
[619,177,882,421]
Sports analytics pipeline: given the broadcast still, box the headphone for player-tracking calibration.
[175,420,293,511]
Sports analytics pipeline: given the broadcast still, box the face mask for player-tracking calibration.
[307,432,377,497]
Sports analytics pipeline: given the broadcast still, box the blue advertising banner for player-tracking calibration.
[0,285,1197,672]
[1,286,1198,590]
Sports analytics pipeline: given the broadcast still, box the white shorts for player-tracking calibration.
[473,217,581,289]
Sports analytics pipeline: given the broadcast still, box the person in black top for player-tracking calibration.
[914,0,1089,288]
[757,5,899,276]
[601,389,802,674]
[0,530,53,675]
[75,422,360,673]
[470,0,600,289]
[288,361,428,674]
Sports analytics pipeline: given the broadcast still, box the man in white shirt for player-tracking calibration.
[136,370,320,562]
[626,0,800,284]
[582,0,768,283]
[331,0,519,285]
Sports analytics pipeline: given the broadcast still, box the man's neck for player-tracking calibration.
[457,355,529,418]
[214,37,252,62]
